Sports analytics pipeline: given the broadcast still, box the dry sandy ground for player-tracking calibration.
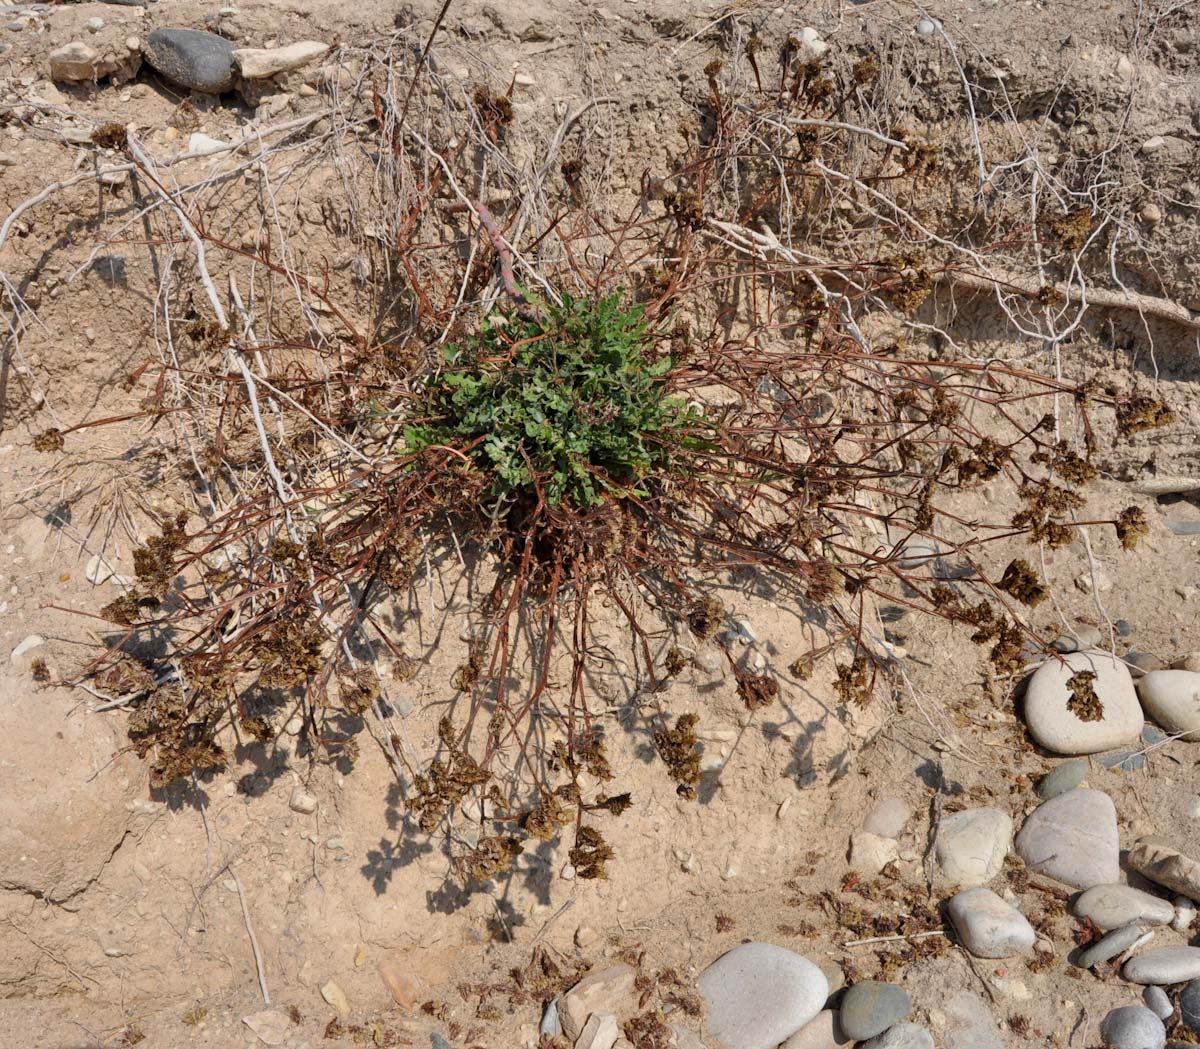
[0,0,1198,1047]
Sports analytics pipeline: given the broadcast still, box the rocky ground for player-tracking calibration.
[1,1,1199,1048]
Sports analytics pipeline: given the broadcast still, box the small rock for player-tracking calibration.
[320,980,350,1018]
[1141,136,1167,154]
[285,716,303,735]
[85,17,104,33]
[1076,569,1114,594]
[561,965,637,1042]
[574,1012,619,1049]
[915,19,937,37]
[1054,623,1103,652]
[942,991,1005,1049]
[144,28,236,93]
[1173,652,1200,673]
[1127,837,1200,900]
[234,40,328,79]
[848,831,899,874]
[1181,980,1200,1033]
[698,943,827,1049]
[797,26,827,59]
[1125,947,1200,984]
[898,543,939,569]
[947,887,1036,958]
[838,981,912,1041]
[514,72,536,86]
[540,998,560,1038]
[935,808,1012,886]
[49,41,137,83]
[574,926,599,949]
[861,1023,935,1049]
[1073,884,1175,930]
[187,132,231,156]
[289,786,317,814]
[561,863,576,880]
[1174,896,1197,932]
[1037,760,1087,799]
[779,1010,850,1049]
[1023,650,1142,754]
[1127,652,1168,674]
[1138,671,1200,736]
[10,635,45,662]
[377,958,416,1009]
[1145,987,1173,1021]
[85,553,115,584]
[863,798,911,839]
[242,1010,291,1046]
[1014,789,1119,888]
[1100,1005,1165,1049]
[1077,923,1144,968]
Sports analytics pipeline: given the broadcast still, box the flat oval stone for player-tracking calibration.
[864,798,911,839]
[1138,671,1200,735]
[1037,759,1087,799]
[1100,1005,1165,1049]
[1077,924,1144,968]
[947,887,1036,958]
[935,808,1012,886]
[1124,947,1200,985]
[698,942,827,1049]
[838,982,912,1041]
[1023,651,1143,754]
[144,28,235,93]
[1073,885,1176,930]
[1145,987,1173,1021]
[1014,789,1119,888]
[860,1023,935,1049]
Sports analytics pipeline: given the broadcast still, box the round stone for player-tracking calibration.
[1181,980,1200,1033]
[698,942,827,1049]
[1073,884,1176,930]
[1144,987,1173,1021]
[860,1023,935,1049]
[947,887,1036,958]
[1023,651,1143,754]
[1100,1005,1165,1049]
[915,18,936,36]
[1037,759,1087,799]
[1124,947,1200,985]
[1015,789,1119,889]
[838,982,912,1041]
[779,1010,849,1049]
[935,808,1012,886]
[1138,671,1200,736]
[143,28,236,93]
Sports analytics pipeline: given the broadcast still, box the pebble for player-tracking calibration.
[1125,947,1200,984]
[848,831,899,873]
[698,942,827,1049]
[1127,837,1200,899]
[289,786,317,814]
[574,1013,619,1049]
[1174,896,1197,932]
[1054,623,1103,652]
[797,26,828,58]
[1022,651,1143,754]
[779,1010,849,1049]
[1072,885,1175,930]
[242,1010,291,1046]
[144,28,236,93]
[1037,760,1087,798]
[10,634,44,662]
[1014,789,1119,888]
[942,991,1005,1049]
[861,1023,935,1049]
[934,808,1011,885]
[947,887,1036,958]
[898,543,939,569]
[1138,671,1200,735]
[539,998,560,1037]
[1181,980,1200,1033]
[1100,1005,1166,1049]
[85,17,104,32]
[1141,136,1167,154]
[561,965,636,1042]
[838,981,912,1041]
[1173,652,1200,673]
[320,980,350,1017]
[574,926,599,949]
[863,798,911,839]
[377,958,416,1009]
[915,18,937,37]
[1144,987,1173,1021]
[1077,923,1144,968]
[85,553,115,585]
[1141,202,1164,224]
[234,40,328,79]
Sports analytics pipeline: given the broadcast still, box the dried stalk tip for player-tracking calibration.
[32,428,65,453]
[1116,394,1175,437]
[833,656,873,707]
[686,596,724,641]
[569,825,614,880]
[1065,670,1104,722]
[1115,506,1149,551]
[653,713,700,798]
[734,666,780,710]
[458,835,522,885]
[998,558,1048,607]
